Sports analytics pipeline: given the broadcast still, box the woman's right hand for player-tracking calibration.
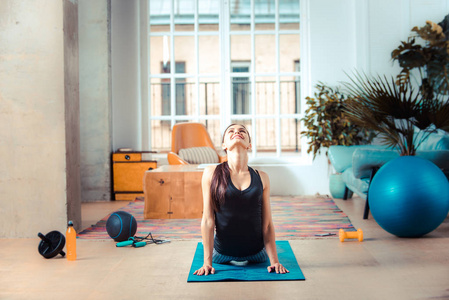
[193,264,215,276]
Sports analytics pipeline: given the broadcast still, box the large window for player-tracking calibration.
[149,0,301,156]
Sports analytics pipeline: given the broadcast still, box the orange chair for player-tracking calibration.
[167,122,227,165]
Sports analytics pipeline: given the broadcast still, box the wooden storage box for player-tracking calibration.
[112,151,157,200]
[143,165,203,219]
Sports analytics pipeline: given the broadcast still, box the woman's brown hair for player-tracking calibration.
[210,124,251,212]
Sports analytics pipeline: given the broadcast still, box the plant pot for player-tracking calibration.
[329,173,347,199]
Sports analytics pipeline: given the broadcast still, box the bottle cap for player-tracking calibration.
[68,220,74,226]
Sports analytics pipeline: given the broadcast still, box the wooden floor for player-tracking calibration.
[1,196,449,300]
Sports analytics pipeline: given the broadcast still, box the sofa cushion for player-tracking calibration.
[328,145,390,174]
[416,150,449,172]
[352,149,400,179]
[342,168,369,199]
[328,146,357,173]
[416,132,449,151]
[178,147,219,164]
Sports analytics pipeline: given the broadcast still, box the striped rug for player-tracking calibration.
[78,195,355,240]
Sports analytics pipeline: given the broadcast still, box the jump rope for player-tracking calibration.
[116,232,170,248]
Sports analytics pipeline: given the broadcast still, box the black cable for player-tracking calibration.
[134,232,169,245]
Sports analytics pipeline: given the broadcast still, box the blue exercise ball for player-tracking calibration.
[369,156,449,237]
[106,211,137,242]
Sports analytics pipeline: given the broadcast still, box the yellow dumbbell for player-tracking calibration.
[339,228,363,242]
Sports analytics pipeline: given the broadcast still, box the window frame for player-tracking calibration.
[148,0,305,158]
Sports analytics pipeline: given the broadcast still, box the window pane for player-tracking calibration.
[175,24,195,31]
[199,119,222,149]
[256,118,276,152]
[151,67,191,117]
[174,0,194,28]
[255,76,276,115]
[151,120,172,152]
[230,0,250,31]
[199,78,220,115]
[230,35,251,62]
[150,36,170,74]
[232,78,251,115]
[281,118,301,153]
[279,0,300,30]
[150,0,170,15]
[255,22,275,31]
[199,0,219,31]
[255,34,275,73]
[150,0,170,31]
[199,35,220,74]
[178,77,197,116]
[230,23,251,31]
[199,24,219,31]
[230,59,251,116]
[280,22,299,31]
[150,25,170,32]
[174,36,195,73]
[280,76,300,114]
[280,34,300,73]
[255,0,275,31]
[151,78,168,116]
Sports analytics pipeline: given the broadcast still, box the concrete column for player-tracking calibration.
[79,0,112,202]
[64,0,81,230]
[0,0,81,237]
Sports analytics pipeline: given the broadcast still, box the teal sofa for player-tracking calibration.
[328,131,449,219]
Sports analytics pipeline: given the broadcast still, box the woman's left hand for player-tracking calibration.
[267,263,289,274]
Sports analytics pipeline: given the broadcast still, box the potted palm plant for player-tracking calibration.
[392,14,449,99]
[301,83,374,198]
[342,72,449,156]
[343,15,449,156]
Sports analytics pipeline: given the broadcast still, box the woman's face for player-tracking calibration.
[222,124,251,151]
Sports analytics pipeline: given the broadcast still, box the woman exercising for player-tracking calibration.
[194,124,289,276]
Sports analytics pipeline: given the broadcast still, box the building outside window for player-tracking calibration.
[149,0,301,157]
[231,61,251,115]
[161,62,186,116]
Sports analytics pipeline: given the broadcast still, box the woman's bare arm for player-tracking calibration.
[193,165,216,276]
[260,170,289,274]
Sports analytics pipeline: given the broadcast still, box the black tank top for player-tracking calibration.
[214,166,264,257]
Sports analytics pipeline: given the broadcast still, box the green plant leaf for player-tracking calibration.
[342,71,449,156]
[300,82,375,159]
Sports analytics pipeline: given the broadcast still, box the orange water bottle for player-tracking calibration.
[66,220,77,261]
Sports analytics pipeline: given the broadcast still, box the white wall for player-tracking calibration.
[308,0,358,86]
[249,154,331,195]
[110,0,449,196]
[365,0,448,77]
[111,0,141,151]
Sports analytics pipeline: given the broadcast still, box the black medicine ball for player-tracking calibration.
[106,211,137,242]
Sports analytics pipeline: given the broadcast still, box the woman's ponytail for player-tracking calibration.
[210,161,229,212]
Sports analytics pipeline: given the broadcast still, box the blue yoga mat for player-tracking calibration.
[187,241,305,282]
